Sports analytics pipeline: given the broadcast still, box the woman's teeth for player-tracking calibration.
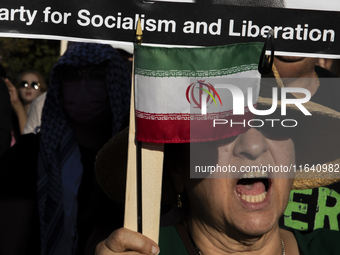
[241,171,268,179]
[238,191,267,203]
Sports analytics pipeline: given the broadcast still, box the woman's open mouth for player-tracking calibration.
[236,171,270,203]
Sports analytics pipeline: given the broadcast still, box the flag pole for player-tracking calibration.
[124,19,164,244]
[141,141,164,243]
[123,19,143,232]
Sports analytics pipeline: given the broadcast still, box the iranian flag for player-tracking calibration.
[134,43,263,143]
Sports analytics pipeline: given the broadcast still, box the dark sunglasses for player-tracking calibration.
[19,81,40,90]
[254,110,298,140]
[256,121,296,140]
[60,66,106,85]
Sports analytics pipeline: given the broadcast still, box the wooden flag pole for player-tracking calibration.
[124,19,165,244]
[141,142,164,243]
[123,19,143,232]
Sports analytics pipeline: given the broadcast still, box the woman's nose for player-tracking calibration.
[233,128,269,160]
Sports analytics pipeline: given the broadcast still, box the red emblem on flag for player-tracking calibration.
[186,80,222,109]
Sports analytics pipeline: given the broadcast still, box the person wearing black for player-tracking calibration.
[0,75,11,157]
[0,42,131,255]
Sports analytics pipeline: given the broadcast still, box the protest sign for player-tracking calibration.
[0,0,340,57]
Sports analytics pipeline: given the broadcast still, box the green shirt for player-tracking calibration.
[159,226,340,255]
[159,226,188,255]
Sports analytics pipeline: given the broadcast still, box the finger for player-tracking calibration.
[95,241,150,255]
[5,78,14,87]
[101,228,159,255]
[4,79,13,88]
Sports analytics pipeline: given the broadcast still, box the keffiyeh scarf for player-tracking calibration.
[37,42,131,255]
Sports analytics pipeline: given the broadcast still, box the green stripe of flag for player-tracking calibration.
[134,42,263,78]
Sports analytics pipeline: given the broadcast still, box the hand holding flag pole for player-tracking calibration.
[124,19,164,243]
